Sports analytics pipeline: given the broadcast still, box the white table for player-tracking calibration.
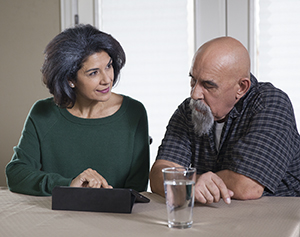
[0,187,299,237]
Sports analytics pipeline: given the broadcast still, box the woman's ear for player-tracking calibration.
[68,80,75,88]
[236,77,251,99]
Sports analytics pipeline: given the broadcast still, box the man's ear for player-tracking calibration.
[236,77,251,99]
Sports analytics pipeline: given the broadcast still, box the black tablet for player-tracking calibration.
[130,189,150,203]
[52,186,149,213]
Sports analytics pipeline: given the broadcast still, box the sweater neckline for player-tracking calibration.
[59,95,128,125]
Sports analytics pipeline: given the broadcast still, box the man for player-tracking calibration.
[150,37,300,204]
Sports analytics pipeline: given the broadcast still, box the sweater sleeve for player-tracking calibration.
[123,103,150,192]
[6,106,72,196]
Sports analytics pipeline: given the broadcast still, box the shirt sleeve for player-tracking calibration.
[5,108,72,196]
[225,90,299,194]
[156,99,193,168]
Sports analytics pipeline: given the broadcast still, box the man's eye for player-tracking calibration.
[203,82,217,90]
[190,78,196,87]
[203,84,213,89]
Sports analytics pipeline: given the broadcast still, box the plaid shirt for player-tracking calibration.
[157,75,300,196]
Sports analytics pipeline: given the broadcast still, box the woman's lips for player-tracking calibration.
[98,87,110,93]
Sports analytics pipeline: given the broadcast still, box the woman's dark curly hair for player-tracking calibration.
[41,24,126,108]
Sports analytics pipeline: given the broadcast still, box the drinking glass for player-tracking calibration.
[162,167,196,229]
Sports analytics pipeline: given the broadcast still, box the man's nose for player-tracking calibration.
[191,84,204,100]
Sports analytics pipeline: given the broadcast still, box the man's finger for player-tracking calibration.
[212,176,232,204]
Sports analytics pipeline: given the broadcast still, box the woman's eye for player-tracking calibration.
[106,63,113,69]
[89,71,98,76]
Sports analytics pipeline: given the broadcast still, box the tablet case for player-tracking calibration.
[52,186,149,213]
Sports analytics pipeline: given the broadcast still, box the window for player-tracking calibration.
[97,0,195,166]
[256,0,300,129]
[60,0,195,168]
[60,0,300,166]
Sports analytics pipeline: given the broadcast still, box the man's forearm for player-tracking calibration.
[149,165,165,197]
[149,160,182,197]
[216,169,264,200]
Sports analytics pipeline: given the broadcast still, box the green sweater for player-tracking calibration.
[6,96,149,196]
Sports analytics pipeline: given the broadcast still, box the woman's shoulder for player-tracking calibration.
[30,97,56,113]
[122,95,147,113]
[29,97,60,121]
[32,97,55,107]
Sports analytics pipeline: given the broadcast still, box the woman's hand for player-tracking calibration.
[70,168,113,189]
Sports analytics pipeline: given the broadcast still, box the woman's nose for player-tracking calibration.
[100,72,112,84]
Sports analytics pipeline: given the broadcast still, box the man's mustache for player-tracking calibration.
[190,99,211,114]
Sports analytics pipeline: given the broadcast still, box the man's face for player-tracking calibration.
[189,51,240,122]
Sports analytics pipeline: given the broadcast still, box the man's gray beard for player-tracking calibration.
[189,99,214,136]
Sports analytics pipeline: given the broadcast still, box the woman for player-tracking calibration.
[6,24,150,196]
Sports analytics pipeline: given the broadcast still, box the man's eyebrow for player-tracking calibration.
[189,72,219,88]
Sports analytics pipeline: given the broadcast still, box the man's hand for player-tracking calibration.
[195,171,234,204]
[70,168,113,189]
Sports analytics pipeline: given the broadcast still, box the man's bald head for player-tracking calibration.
[193,37,251,80]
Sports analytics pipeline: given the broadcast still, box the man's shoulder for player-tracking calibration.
[169,98,193,127]
[254,81,291,107]
[178,98,192,111]
[241,79,295,121]
[249,75,288,100]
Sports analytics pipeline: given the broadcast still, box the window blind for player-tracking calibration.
[97,0,194,166]
[257,0,300,130]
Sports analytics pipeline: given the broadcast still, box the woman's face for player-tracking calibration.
[73,51,114,104]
